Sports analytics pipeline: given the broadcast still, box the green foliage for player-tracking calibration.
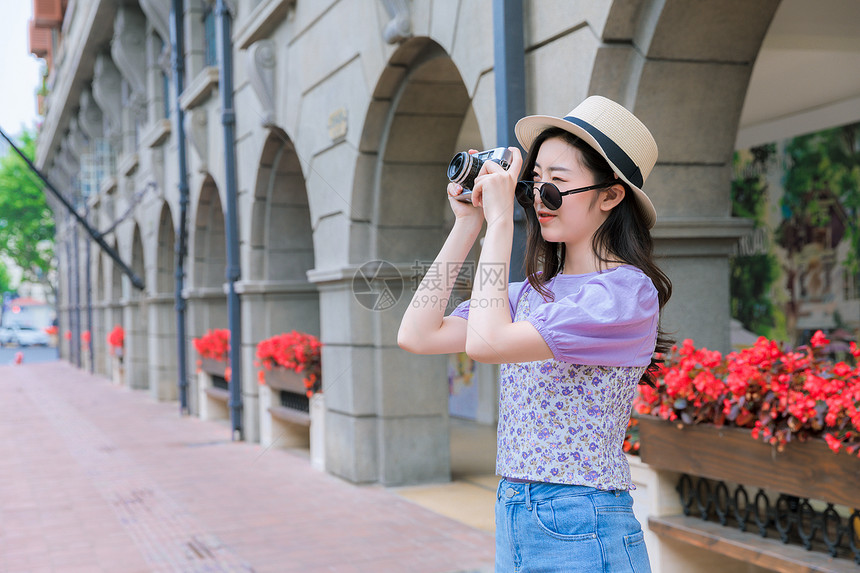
[0,128,55,285]
[731,144,775,220]
[730,253,777,336]
[0,258,12,295]
[780,123,860,272]
[730,145,781,337]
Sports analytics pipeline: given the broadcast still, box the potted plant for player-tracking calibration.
[107,325,125,385]
[633,330,860,509]
[45,325,58,347]
[255,331,324,468]
[255,331,322,398]
[193,328,231,381]
[107,325,124,356]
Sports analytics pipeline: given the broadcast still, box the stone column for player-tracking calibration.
[105,302,122,374]
[237,280,321,444]
[122,297,149,390]
[309,266,450,486]
[653,220,752,351]
[147,294,178,401]
[92,302,106,376]
[184,288,229,415]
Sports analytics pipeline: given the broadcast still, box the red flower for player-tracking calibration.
[810,330,830,348]
[255,331,323,395]
[192,329,231,361]
[631,334,860,458]
[81,330,91,345]
[107,325,124,348]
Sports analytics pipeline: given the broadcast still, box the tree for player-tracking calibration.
[0,258,12,295]
[0,128,55,288]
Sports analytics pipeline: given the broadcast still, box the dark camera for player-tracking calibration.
[447,147,513,202]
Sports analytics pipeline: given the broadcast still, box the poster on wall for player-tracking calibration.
[731,120,859,354]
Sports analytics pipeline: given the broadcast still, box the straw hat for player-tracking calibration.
[514,95,658,228]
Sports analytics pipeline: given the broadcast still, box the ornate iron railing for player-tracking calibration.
[676,474,860,565]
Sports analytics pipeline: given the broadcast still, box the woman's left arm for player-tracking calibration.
[465,148,553,364]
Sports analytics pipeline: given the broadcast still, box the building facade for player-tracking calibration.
[32,0,860,486]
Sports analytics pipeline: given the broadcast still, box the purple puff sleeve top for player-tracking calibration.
[449,265,659,490]
[450,265,658,367]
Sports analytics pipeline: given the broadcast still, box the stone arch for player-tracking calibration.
[110,239,123,304]
[130,225,145,301]
[248,129,314,282]
[187,176,229,413]
[588,0,782,351]
[370,39,475,263]
[323,38,482,485]
[124,224,149,390]
[107,239,125,383]
[193,177,227,290]
[242,129,320,444]
[149,202,179,401]
[156,203,175,294]
[93,252,107,376]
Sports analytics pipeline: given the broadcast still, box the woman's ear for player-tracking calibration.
[599,183,626,212]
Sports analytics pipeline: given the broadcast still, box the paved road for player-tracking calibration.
[0,361,495,573]
[0,345,59,365]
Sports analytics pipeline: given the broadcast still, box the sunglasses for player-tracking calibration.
[515,180,614,210]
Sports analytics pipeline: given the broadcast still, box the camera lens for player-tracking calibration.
[447,152,481,190]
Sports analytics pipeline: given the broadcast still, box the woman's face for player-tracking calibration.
[529,136,609,246]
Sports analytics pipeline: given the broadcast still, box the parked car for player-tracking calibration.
[0,325,50,347]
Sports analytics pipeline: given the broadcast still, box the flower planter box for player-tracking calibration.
[259,367,325,470]
[637,415,860,510]
[111,354,125,386]
[263,367,306,395]
[197,357,229,421]
[638,416,860,572]
[199,357,228,377]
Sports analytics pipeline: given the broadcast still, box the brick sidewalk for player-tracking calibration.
[0,362,495,573]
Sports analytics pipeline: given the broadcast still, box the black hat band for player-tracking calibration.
[563,115,643,189]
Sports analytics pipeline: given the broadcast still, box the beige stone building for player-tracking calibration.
[32,0,860,491]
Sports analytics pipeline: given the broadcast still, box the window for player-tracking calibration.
[203,2,217,68]
[162,70,171,119]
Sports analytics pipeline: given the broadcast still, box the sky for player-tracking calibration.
[0,1,43,139]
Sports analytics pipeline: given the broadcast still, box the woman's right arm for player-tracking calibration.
[397,184,482,355]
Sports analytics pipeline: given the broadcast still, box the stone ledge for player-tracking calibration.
[234,279,318,295]
[179,67,220,111]
[182,286,227,300]
[145,293,175,304]
[99,176,118,196]
[234,0,295,49]
[118,152,139,176]
[307,263,416,285]
[652,216,752,239]
[140,119,172,148]
[268,405,310,427]
[649,515,858,573]
[652,216,753,256]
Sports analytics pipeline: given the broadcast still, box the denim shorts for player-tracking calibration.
[494,478,651,573]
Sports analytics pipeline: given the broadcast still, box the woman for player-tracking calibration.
[398,95,671,572]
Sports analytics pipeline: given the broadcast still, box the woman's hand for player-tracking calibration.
[446,149,484,228]
[471,147,523,226]
[447,181,483,223]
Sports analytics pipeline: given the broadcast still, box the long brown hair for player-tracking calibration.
[520,127,673,385]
